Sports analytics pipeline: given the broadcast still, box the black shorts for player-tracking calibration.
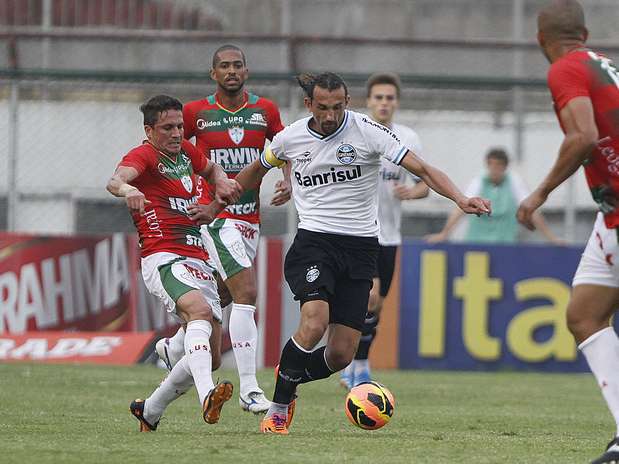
[284,229,379,331]
[374,245,398,297]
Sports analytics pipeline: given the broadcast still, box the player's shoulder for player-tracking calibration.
[549,50,590,77]
[181,139,199,154]
[249,93,280,111]
[352,111,402,142]
[184,96,216,113]
[125,142,154,158]
[278,116,310,138]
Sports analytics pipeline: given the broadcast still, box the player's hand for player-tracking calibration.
[457,196,491,216]
[125,189,151,214]
[215,178,242,205]
[517,189,548,231]
[424,232,447,243]
[271,179,292,206]
[393,184,415,200]
[187,203,221,226]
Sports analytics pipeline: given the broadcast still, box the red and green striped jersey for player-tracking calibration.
[183,92,284,224]
[548,49,619,228]
[118,140,209,259]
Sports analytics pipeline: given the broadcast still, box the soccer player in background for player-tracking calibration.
[156,45,290,414]
[517,2,619,462]
[340,73,429,389]
[106,95,241,431]
[190,72,491,434]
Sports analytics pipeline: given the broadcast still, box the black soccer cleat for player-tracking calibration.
[591,437,619,464]
[130,399,159,432]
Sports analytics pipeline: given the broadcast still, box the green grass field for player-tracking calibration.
[0,363,611,463]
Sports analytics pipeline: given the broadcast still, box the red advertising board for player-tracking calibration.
[0,331,155,365]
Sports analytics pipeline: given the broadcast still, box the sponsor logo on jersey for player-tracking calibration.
[210,147,260,171]
[306,265,320,282]
[234,222,258,240]
[294,166,361,188]
[361,116,401,143]
[294,151,313,165]
[157,162,191,178]
[224,201,257,215]
[180,175,193,193]
[228,126,245,145]
[196,118,221,130]
[336,143,357,165]
[168,195,200,214]
[249,112,268,127]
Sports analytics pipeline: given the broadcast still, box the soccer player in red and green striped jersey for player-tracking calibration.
[156,45,289,414]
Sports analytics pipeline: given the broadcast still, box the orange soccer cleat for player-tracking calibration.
[260,414,289,435]
[202,380,234,424]
[130,399,158,432]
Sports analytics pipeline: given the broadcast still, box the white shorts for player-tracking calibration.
[572,212,619,288]
[201,218,260,281]
[141,252,222,322]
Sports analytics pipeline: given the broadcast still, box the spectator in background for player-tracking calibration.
[426,148,563,244]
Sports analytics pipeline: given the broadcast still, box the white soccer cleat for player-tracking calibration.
[155,337,182,371]
[239,389,271,414]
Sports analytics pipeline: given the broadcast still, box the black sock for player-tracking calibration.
[273,338,311,405]
[354,313,379,360]
[301,346,334,383]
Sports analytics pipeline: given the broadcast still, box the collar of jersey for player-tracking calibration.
[213,92,248,114]
[144,141,180,164]
[306,110,349,141]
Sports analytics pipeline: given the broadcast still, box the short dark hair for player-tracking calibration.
[486,148,510,166]
[212,44,247,68]
[296,72,348,99]
[140,95,183,127]
[366,72,401,98]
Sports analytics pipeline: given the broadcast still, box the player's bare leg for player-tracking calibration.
[568,284,619,463]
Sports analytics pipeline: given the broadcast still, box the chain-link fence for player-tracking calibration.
[0,69,598,243]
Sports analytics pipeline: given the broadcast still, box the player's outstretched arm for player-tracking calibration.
[517,96,598,230]
[106,166,150,214]
[400,151,491,215]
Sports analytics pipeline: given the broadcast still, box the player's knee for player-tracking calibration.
[566,303,608,342]
[187,304,213,323]
[298,318,328,346]
[327,347,355,371]
[234,283,257,305]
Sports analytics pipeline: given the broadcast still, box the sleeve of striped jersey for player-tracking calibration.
[548,59,591,111]
[118,147,149,175]
[184,141,208,173]
[265,100,285,140]
[182,104,197,140]
[260,146,286,169]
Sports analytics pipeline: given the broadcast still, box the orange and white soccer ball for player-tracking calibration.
[345,381,395,430]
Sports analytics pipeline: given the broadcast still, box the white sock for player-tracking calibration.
[184,319,215,406]
[579,327,619,436]
[229,303,259,395]
[168,325,186,360]
[354,359,370,376]
[144,356,193,424]
[266,402,289,418]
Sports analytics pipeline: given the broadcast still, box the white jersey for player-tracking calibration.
[377,123,423,246]
[261,110,411,237]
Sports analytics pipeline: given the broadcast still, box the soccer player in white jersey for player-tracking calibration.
[340,73,429,389]
[189,72,491,434]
